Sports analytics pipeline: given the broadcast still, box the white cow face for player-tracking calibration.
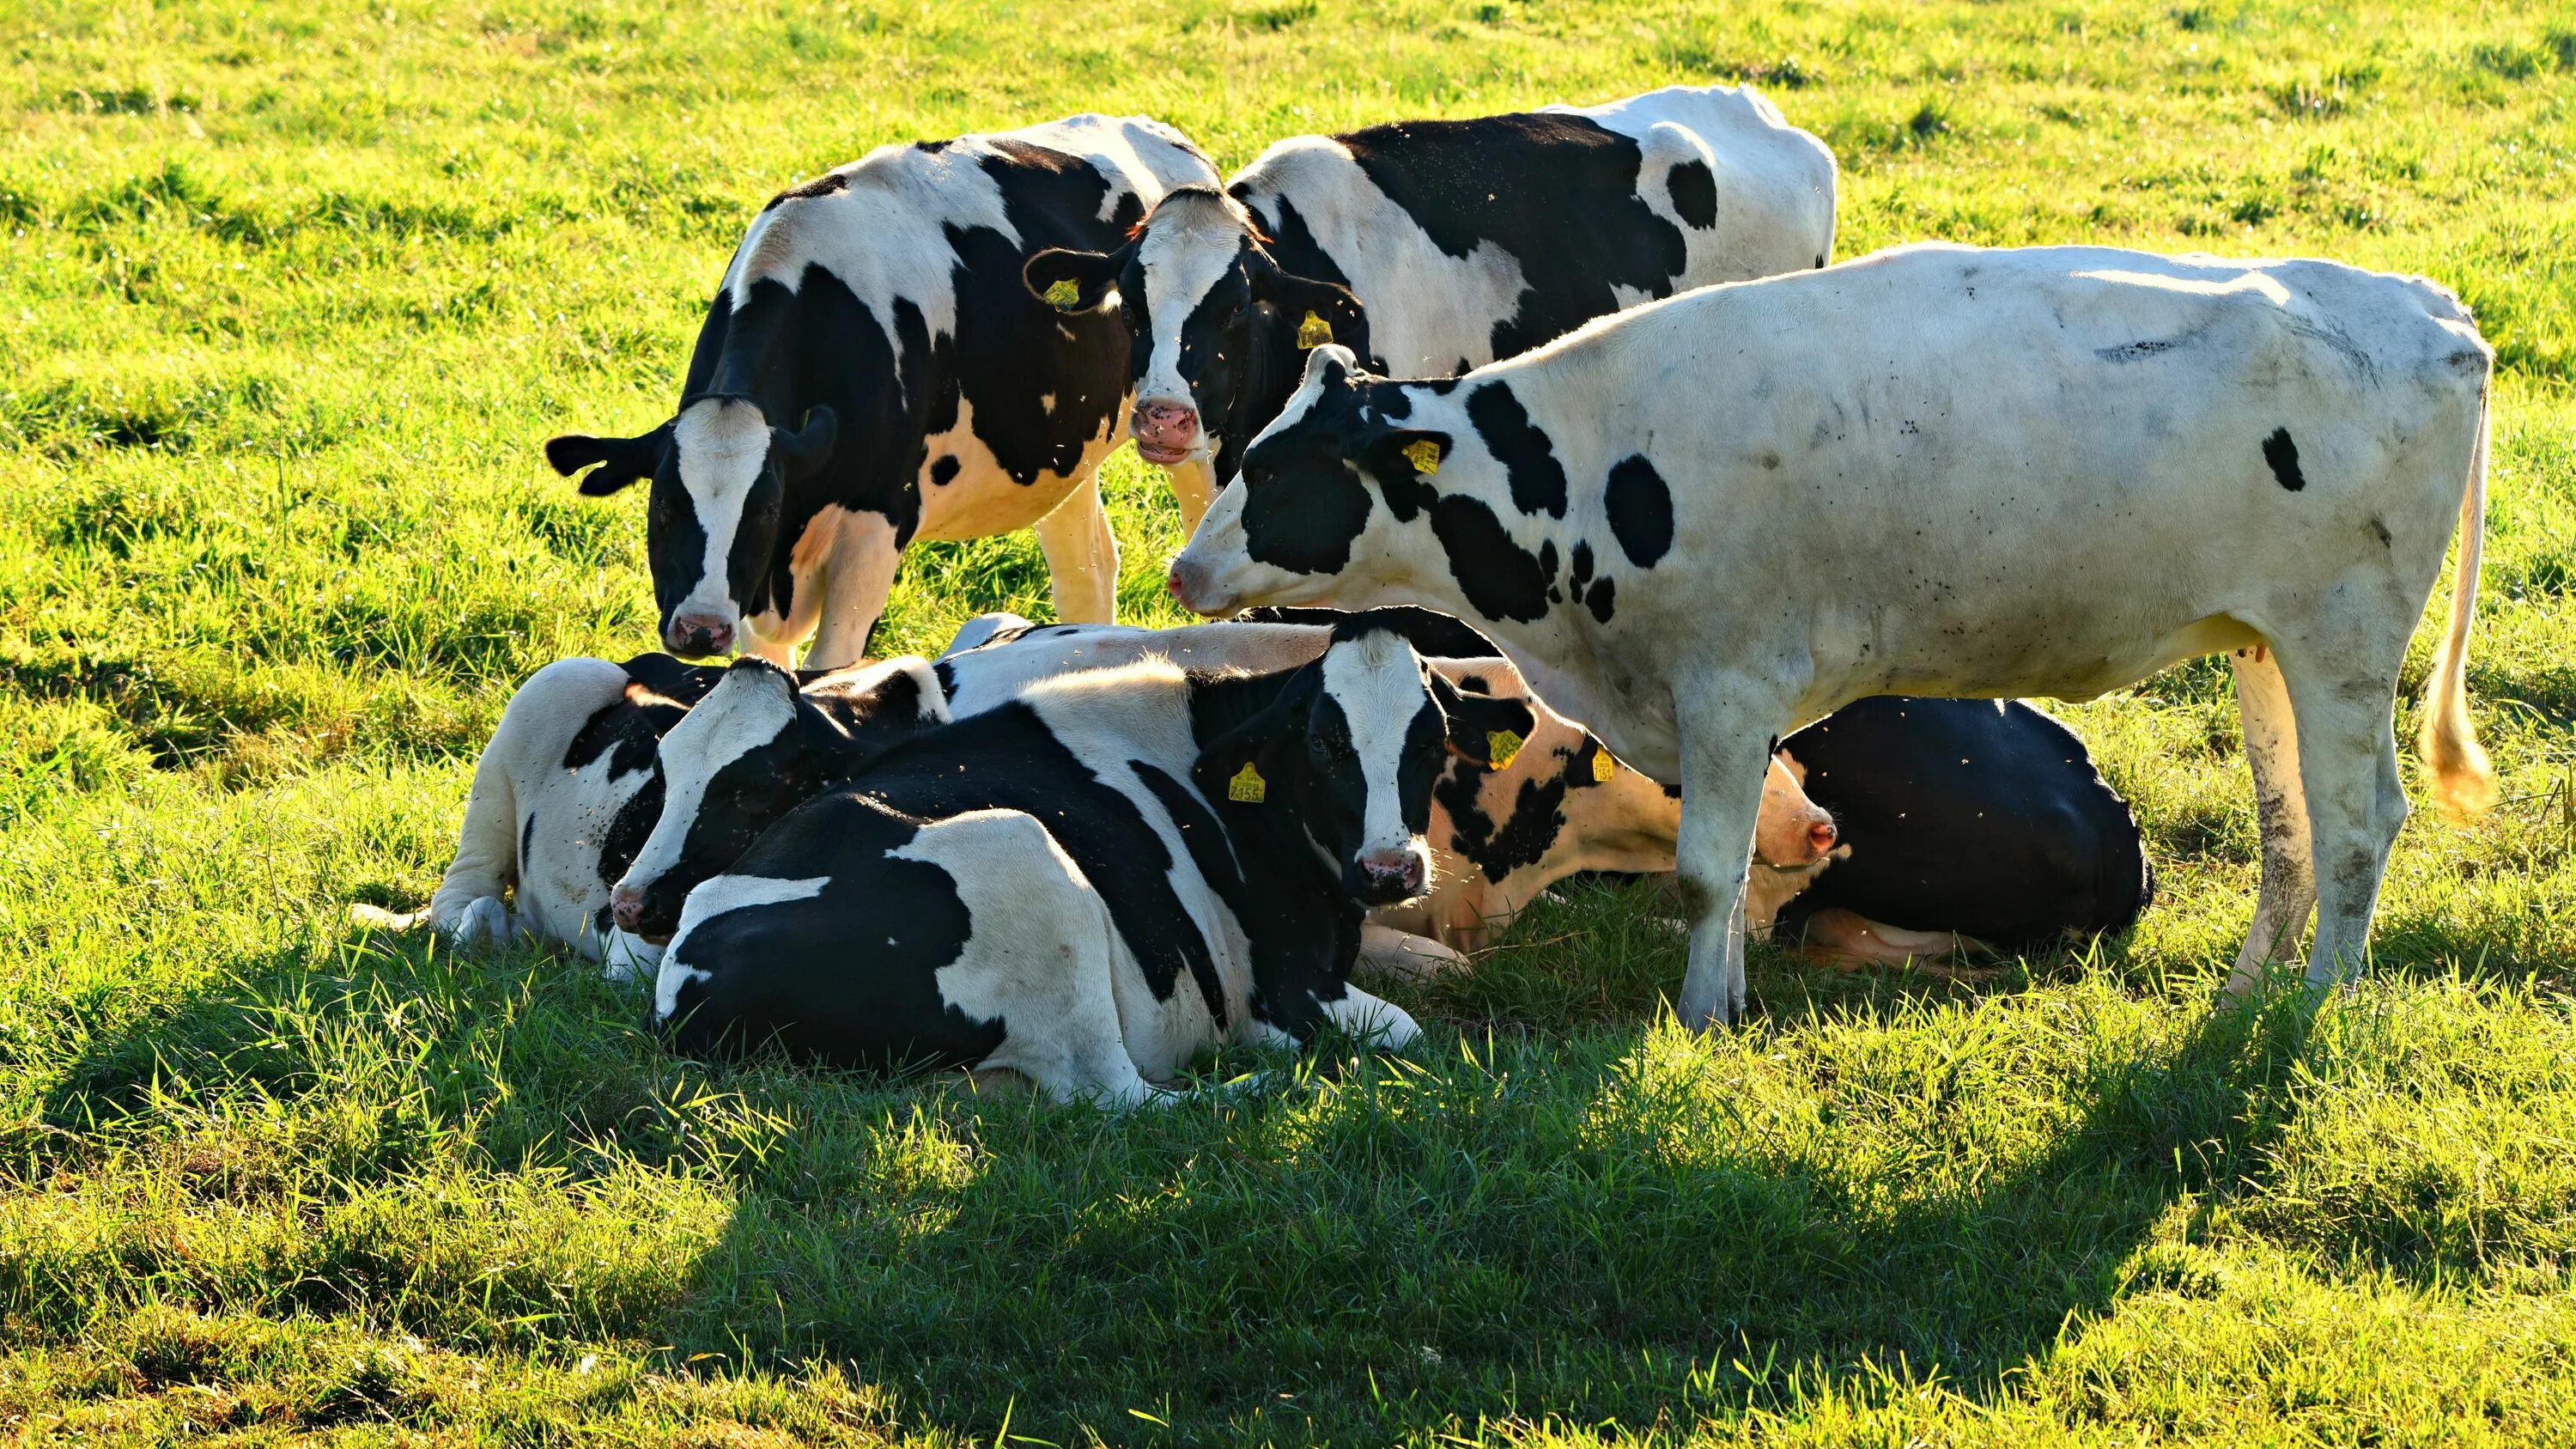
[546,396,838,658]
[1168,345,1453,618]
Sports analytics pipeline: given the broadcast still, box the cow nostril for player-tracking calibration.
[1807,819,1837,856]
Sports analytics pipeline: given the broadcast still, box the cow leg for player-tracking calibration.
[1357,922,1470,978]
[1032,473,1119,624]
[1317,983,1423,1050]
[1165,455,1219,536]
[801,509,903,671]
[2277,649,2411,992]
[2225,644,2316,995]
[1674,683,1789,1029]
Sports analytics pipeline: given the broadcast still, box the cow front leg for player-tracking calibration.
[800,508,904,671]
[1165,455,1219,536]
[1673,682,1789,1030]
[1032,473,1119,624]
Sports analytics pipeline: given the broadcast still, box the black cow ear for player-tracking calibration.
[1360,427,1452,485]
[1253,267,1370,361]
[1192,666,1321,806]
[1430,672,1535,770]
[1024,242,1133,314]
[547,422,670,496]
[771,406,836,483]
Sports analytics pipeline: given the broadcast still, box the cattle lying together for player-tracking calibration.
[379,79,2495,1092]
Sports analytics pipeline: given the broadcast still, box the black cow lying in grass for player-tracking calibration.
[640,621,1525,1102]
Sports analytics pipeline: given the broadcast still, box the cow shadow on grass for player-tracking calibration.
[650,944,2320,1446]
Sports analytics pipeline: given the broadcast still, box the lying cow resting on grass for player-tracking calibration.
[1024,84,1837,487]
[1170,242,2495,1026]
[643,623,1528,1101]
[356,653,944,972]
[546,114,1218,669]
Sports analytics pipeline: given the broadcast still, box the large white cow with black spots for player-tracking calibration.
[1023,86,1836,495]
[545,115,1218,668]
[1169,242,2497,1026]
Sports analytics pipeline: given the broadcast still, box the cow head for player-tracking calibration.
[1024,186,1367,479]
[1192,620,1522,907]
[547,396,838,658]
[1167,344,1454,618]
[608,654,948,938]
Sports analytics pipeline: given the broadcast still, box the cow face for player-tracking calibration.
[609,654,947,938]
[1024,187,1366,477]
[1168,345,1448,618]
[1194,624,1521,907]
[547,396,837,658]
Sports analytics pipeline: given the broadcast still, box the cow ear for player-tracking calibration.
[1430,672,1535,770]
[547,422,670,496]
[770,406,836,483]
[1024,242,1133,314]
[1299,342,1358,395]
[1359,427,1452,485]
[1192,665,1321,807]
[1253,267,1370,362]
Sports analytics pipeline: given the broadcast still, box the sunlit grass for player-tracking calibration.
[3,0,2573,1442]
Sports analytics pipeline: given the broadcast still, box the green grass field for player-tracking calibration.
[4,0,2574,1442]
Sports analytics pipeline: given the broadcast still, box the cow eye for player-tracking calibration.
[1307,732,1334,759]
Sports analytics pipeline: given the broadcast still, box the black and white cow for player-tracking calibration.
[544,115,1218,669]
[1768,697,2152,967]
[1170,243,2497,1025]
[356,653,945,975]
[645,624,1527,1101]
[1024,86,1836,487]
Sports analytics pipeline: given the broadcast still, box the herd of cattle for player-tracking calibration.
[373,84,2498,1099]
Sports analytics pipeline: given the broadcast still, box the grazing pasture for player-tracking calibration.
[2,0,2573,1442]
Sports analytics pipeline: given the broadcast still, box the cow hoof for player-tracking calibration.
[450,897,513,951]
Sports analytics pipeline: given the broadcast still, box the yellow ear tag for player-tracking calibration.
[1485,729,1524,770]
[1227,763,1267,803]
[1403,438,1442,475]
[1045,277,1082,311]
[1297,310,1334,349]
[1593,748,1617,783]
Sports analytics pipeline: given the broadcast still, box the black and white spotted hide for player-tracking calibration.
[546,114,1220,669]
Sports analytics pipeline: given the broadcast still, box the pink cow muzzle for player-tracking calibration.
[1132,400,1200,466]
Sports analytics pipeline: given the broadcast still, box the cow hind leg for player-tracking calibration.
[2274,647,2412,992]
[1031,473,1119,625]
[903,811,1156,1106]
[2225,644,2317,995]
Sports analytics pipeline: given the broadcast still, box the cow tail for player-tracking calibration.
[2416,383,2496,819]
[425,736,523,928]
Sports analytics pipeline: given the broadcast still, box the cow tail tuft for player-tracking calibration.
[2418,384,2497,820]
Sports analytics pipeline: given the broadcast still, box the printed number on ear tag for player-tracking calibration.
[1485,729,1524,770]
[1297,311,1334,349]
[1227,763,1267,803]
[1045,278,1082,311]
[1403,439,1442,475]
[1593,749,1617,783]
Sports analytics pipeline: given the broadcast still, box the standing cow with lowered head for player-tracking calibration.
[1022,86,1836,495]
[546,115,1218,669]
[1169,242,2495,1026]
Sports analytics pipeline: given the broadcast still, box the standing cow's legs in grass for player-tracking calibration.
[1673,679,1793,1028]
[800,508,904,670]
[2226,643,2317,994]
[1164,456,1218,537]
[2279,642,2413,991]
[1033,473,1120,625]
